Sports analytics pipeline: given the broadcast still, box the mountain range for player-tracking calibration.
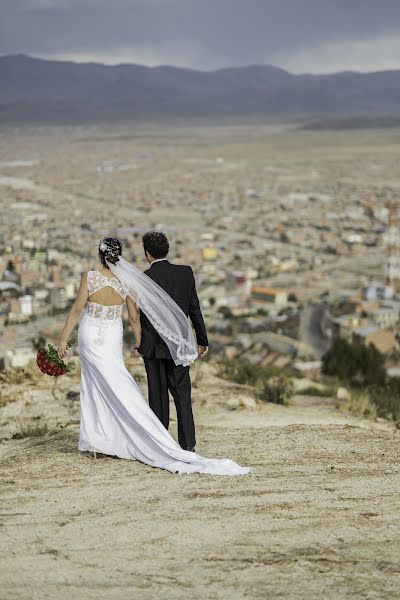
[1,54,400,125]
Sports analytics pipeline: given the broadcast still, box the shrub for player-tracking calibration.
[300,386,336,397]
[218,306,233,319]
[345,390,377,418]
[259,375,293,405]
[322,338,386,387]
[217,360,279,387]
[367,378,400,421]
[0,365,36,385]
[340,379,400,422]
[321,338,400,421]
[217,359,292,405]
[13,417,49,439]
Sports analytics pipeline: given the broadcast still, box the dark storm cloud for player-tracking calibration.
[1,0,400,72]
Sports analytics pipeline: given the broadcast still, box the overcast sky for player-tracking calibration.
[1,0,400,73]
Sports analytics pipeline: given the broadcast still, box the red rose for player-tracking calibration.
[36,345,70,377]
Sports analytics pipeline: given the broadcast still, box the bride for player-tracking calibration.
[57,238,251,476]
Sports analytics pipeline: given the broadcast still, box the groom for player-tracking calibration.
[135,231,208,451]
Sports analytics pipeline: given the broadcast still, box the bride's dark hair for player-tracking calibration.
[98,238,122,267]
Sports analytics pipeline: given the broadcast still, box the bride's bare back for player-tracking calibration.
[87,269,128,306]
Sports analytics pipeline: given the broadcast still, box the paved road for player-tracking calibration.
[299,302,330,358]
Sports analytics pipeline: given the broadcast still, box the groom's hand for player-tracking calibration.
[198,345,208,358]
[132,346,142,358]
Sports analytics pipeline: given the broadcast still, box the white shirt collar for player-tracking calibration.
[151,258,168,265]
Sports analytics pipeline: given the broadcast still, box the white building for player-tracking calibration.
[363,284,394,301]
[19,295,33,316]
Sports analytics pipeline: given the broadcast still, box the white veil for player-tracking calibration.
[107,256,198,367]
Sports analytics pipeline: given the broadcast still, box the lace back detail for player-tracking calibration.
[87,270,129,300]
[86,302,123,320]
[84,301,123,346]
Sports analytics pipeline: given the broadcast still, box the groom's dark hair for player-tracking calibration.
[142,231,170,259]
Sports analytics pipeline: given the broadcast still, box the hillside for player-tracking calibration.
[2,54,400,124]
[0,359,399,599]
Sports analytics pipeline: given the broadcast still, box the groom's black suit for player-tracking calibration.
[138,259,208,449]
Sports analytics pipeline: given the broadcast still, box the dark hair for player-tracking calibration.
[142,231,169,259]
[98,238,122,267]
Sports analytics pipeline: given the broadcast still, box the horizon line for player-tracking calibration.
[1,52,400,78]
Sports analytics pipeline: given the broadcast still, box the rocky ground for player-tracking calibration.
[0,360,399,599]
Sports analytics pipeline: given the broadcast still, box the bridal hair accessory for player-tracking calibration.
[37,339,75,377]
[107,256,198,367]
[99,238,122,264]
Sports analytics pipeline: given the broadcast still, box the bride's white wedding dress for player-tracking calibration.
[78,270,251,476]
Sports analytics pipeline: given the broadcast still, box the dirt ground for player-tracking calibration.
[0,362,399,599]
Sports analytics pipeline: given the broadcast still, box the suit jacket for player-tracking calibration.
[138,260,208,360]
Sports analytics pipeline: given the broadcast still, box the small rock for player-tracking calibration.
[292,378,326,393]
[336,387,351,401]
[226,398,240,411]
[239,396,258,410]
[224,346,238,360]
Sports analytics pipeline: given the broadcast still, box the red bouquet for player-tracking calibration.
[36,340,75,377]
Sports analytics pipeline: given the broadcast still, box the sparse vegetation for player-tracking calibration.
[217,306,233,319]
[367,378,400,421]
[191,362,204,389]
[344,389,377,419]
[218,359,279,386]
[322,338,386,387]
[0,362,38,385]
[258,375,293,405]
[322,339,400,421]
[13,417,49,439]
[217,359,293,404]
[300,386,336,397]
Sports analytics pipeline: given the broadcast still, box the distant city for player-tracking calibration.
[1,123,400,378]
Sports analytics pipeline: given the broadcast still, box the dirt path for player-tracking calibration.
[0,363,399,599]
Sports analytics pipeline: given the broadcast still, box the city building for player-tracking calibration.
[251,287,288,307]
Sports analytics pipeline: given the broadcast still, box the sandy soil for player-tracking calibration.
[0,362,399,599]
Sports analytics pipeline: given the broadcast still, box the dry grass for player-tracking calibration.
[0,362,40,385]
[191,361,205,389]
[300,385,338,397]
[12,416,50,439]
[0,362,41,407]
[343,389,378,419]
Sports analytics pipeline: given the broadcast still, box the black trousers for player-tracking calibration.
[143,358,196,450]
